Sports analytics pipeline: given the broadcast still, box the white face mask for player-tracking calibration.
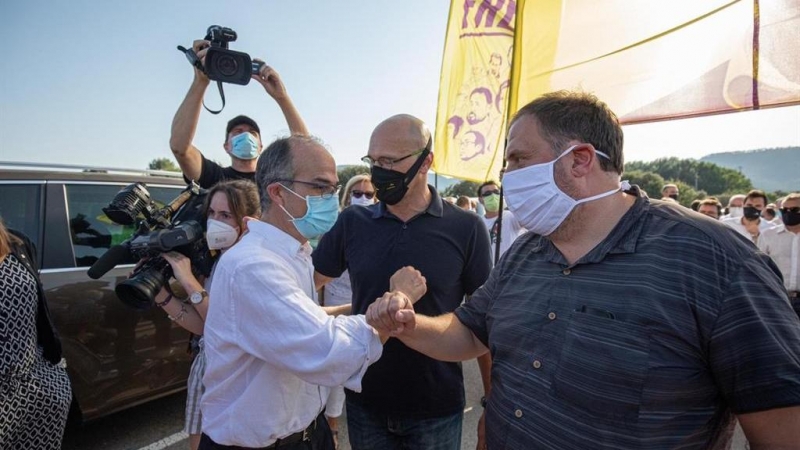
[503,145,627,236]
[350,195,375,207]
[728,206,744,218]
[206,218,239,250]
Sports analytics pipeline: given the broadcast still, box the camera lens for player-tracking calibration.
[216,55,239,77]
[116,263,167,310]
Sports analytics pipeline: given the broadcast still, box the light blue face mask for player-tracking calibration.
[279,185,339,239]
[230,132,260,160]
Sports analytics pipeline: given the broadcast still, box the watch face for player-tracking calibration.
[190,291,203,304]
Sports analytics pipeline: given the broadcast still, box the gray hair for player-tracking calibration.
[256,137,295,211]
[255,135,328,211]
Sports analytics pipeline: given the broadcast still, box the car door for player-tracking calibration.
[39,180,193,421]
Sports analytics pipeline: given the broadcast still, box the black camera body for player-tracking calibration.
[89,182,214,310]
[203,25,264,85]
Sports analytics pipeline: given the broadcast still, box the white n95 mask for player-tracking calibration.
[206,219,239,250]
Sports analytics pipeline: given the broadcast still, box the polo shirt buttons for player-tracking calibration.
[532,360,542,369]
[514,409,523,418]
[562,268,571,275]
[547,312,556,320]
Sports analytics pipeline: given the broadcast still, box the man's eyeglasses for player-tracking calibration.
[480,190,501,197]
[351,190,375,199]
[781,207,800,214]
[361,142,430,171]
[274,179,341,199]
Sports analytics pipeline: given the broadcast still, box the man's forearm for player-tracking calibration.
[398,313,487,362]
[275,96,309,136]
[170,79,208,155]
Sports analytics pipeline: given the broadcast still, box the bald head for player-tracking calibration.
[369,114,431,155]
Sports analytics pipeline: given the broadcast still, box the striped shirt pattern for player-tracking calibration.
[455,190,800,449]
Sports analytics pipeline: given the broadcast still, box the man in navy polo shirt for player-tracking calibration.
[313,114,492,450]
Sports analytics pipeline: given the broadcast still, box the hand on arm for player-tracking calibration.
[169,40,210,181]
[251,61,309,136]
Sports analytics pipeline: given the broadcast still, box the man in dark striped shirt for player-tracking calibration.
[366,91,800,449]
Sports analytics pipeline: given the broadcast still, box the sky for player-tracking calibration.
[1,1,798,174]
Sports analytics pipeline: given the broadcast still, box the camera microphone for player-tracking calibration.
[87,244,130,279]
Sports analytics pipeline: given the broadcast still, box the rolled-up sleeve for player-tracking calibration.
[218,258,382,391]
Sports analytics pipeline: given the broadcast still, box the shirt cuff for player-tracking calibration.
[342,317,383,392]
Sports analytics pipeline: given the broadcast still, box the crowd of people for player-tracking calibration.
[1,41,798,450]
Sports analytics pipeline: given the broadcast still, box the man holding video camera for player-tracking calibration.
[170,39,309,188]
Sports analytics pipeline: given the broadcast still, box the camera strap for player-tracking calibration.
[177,45,226,115]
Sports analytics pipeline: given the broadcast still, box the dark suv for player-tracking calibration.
[0,163,193,422]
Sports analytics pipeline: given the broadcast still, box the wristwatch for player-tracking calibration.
[189,289,208,305]
[480,396,488,408]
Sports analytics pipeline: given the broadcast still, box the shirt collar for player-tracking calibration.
[247,220,311,257]
[529,185,647,264]
[372,184,444,219]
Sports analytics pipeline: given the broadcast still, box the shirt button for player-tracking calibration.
[547,312,557,320]
[562,268,571,275]
[515,409,523,418]
[402,224,408,229]
[532,360,542,369]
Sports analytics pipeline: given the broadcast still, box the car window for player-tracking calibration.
[0,183,42,248]
[65,184,185,267]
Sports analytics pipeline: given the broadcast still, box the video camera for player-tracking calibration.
[87,182,215,310]
[180,25,264,86]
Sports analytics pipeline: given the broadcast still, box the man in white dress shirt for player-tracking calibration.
[758,192,800,318]
[722,189,775,244]
[199,135,426,450]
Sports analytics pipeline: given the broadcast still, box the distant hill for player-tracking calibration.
[700,147,799,192]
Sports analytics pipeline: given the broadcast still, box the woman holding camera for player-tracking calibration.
[153,179,260,450]
[0,218,72,449]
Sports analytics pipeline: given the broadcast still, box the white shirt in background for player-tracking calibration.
[758,225,800,292]
[722,216,776,242]
[201,220,382,447]
[482,210,526,261]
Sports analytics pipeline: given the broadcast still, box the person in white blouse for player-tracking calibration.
[758,192,800,318]
[199,135,426,450]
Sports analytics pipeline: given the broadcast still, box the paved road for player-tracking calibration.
[62,358,746,449]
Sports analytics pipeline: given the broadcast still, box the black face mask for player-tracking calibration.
[668,194,679,201]
[781,208,800,226]
[743,206,761,220]
[371,148,430,205]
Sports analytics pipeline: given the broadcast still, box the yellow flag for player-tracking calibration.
[433,0,517,183]
[509,0,800,124]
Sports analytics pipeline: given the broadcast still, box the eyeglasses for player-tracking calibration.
[781,207,800,214]
[361,148,427,171]
[273,179,341,199]
[351,190,375,199]
[480,190,500,197]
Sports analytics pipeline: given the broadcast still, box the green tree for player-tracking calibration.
[625,157,752,195]
[442,180,482,198]
[672,180,706,207]
[148,157,180,172]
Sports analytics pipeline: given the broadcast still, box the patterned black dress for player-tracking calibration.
[0,254,72,449]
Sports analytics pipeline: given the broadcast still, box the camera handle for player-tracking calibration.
[177,45,227,115]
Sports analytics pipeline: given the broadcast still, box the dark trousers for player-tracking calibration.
[198,413,334,450]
